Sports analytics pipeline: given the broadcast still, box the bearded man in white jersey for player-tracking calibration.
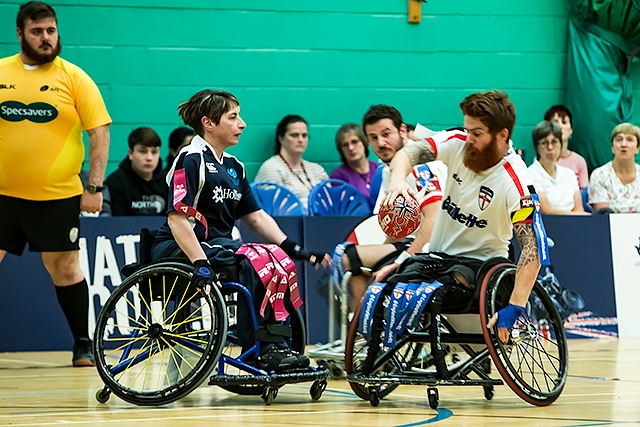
[382,91,547,365]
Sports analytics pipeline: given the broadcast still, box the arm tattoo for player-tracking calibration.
[513,222,539,273]
[403,141,436,166]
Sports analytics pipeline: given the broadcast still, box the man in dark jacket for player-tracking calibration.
[105,127,168,215]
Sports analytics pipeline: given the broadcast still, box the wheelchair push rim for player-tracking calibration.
[479,263,568,406]
[93,263,228,406]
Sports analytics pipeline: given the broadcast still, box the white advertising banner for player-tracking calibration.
[609,214,640,338]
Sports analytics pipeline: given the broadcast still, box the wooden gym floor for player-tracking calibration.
[1,338,639,427]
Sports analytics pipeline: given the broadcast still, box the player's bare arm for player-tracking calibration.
[81,124,110,213]
[382,141,436,208]
[167,211,208,263]
[510,221,541,307]
[242,210,331,268]
[404,140,437,166]
[487,222,540,343]
[241,209,288,246]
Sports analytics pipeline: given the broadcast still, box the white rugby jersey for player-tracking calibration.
[422,130,536,260]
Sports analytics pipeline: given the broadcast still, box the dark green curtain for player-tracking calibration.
[566,0,639,171]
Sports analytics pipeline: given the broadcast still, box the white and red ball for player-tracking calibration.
[378,195,421,239]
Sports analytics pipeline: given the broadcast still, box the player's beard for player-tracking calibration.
[463,134,505,173]
[21,36,61,65]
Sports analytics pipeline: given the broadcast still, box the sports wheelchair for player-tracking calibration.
[345,257,569,409]
[93,229,329,406]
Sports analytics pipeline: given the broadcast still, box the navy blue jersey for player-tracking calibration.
[155,135,260,242]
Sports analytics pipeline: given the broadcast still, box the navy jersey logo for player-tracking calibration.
[227,168,239,185]
[478,186,494,211]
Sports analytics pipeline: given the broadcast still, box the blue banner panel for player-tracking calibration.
[543,215,615,317]
[0,217,164,352]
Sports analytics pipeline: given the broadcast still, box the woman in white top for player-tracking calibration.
[528,120,586,215]
[589,123,640,214]
[255,114,328,208]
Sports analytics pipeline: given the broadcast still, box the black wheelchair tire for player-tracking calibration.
[93,263,228,406]
[479,263,568,406]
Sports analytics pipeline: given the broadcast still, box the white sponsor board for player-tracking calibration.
[609,214,640,338]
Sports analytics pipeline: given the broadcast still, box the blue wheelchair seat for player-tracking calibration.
[308,179,371,216]
[251,181,307,216]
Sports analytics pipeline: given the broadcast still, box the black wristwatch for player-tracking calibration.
[85,184,105,194]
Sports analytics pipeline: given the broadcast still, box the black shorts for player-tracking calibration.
[0,195,81,255]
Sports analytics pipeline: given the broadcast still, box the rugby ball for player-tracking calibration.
[378,195,421,239]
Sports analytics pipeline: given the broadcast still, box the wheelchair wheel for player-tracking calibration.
[479,263,568,406]
[345,299,428,401]
[217,299,306,396]
[94,262,228,406]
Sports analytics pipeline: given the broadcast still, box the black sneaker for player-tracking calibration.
[72,338,95,367]
[276,342,310,368]
[257,344,299,372]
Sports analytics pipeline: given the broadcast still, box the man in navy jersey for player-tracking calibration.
[383,90,547,355]
[152,89,330,372]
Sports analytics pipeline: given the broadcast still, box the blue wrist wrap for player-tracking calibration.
[496,304,526,330]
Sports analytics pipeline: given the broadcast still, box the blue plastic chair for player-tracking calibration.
[580,186,592,213]
[250,181,307,216]
[308,179,371,216]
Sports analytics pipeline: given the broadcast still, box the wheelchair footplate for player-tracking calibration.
[347,373,502,387]
[209,366,330,405]
[347,373,503,408]
[210,366,330,388]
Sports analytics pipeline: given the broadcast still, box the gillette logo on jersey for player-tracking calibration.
[441,196,488,228]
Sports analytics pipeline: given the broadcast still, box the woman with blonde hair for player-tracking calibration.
[589,123,640,213]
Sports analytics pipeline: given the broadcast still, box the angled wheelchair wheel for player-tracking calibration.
[217,298,306,396]
[94,262,228,406]
[479,263,568,406]
[344,299,429,401]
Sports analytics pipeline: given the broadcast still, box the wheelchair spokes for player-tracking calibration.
[481,264,568,406]
[94,264,227,405]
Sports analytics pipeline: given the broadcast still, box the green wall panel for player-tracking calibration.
[1,0,610,180]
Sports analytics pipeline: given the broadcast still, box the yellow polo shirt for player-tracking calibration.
[0,54,111,200]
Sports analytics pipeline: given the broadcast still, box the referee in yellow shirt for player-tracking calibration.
[0,2,111,366]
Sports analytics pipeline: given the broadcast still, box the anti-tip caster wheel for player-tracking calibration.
[427,387,439,409]
[484,385,494,401]
[261,386,278,405]
[368,386,380,407]
[310,380,327,401]
[95,387,110,404]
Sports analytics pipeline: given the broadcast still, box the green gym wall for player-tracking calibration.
[1,1,638,179]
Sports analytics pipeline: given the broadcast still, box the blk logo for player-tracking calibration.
[0,84,16,90]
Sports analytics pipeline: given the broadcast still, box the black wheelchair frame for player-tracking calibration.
[345,258,569,409]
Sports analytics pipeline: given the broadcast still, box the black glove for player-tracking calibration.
[279,238,326,266]
[192,259,215,290]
